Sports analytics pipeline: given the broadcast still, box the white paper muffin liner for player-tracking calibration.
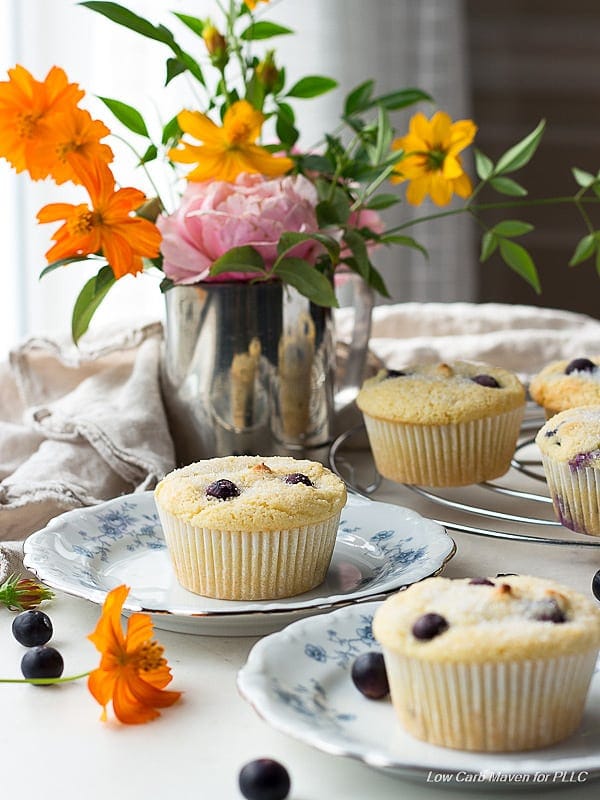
[155,506,341,600]
[362,406,524,486]
[382,648,598,751]
[541,455,600,536]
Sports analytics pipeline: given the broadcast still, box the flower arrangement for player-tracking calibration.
[0,0,599,342]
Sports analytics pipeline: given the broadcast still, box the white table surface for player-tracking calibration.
[3,452,600,800]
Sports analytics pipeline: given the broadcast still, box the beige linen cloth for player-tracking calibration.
[2,301,600,568]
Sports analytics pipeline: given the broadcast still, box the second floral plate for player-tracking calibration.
[23,491,455,636]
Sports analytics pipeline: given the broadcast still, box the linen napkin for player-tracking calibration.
[0,323,175,541]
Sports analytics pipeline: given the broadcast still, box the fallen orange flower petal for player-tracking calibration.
[87,584,181,724]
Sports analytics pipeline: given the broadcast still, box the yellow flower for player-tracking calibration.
[391,111,477,206]
[169,99,293,182]
[245,0,269,10]
[87,584,181,724]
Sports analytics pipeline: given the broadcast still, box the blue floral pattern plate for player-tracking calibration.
[238,601,600,784]
[23,491,454,636]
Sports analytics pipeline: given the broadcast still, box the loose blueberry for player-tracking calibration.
[205,479,240,500]
[468,577,495,587]
[472,374,500,388]
[565,357,596,375]
[412,612,449,641]
[283,473,313,487]
[21,646,64,681]
[238,758,291,800]
[531,598,566,624]
[351,652,389,699]
[385,369,406,379]
[593,569,600,602]
[12,609,53,647]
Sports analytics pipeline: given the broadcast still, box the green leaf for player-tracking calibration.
[208,246,266,277]
[273,259,338,307]
[159,277,175,293]
[369,88,432,111]
[480,231,498,262]
[373,105,393,166]
[276,231,339,263]
[572,167,596,189]
[343,230,370,278]
[240,21,293,40]
[276,112,299,148]
[316,187,351,226]
[71,265,116,344]
[139,143,158,164]
[175,51,205,85]
[378,234,427,258]
[495,119,546,175]
[365,193,400,210]
[172,12,204,37]
[286,76,338,99]
[276,102,295,123]
[474,149,494,181]
[39,255,101,279]
[162,115,181,146]
[165,57,187,85]
[498,239,541,293]
[98,97,149,137]
[492,220,534,238]
[344,80,375,116]
[364,263,391,299]
[300,154,333,173]
[489,176,528,196]
[569,233,597,266]
[80,2,175,44]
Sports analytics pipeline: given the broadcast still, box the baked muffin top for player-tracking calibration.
[536,405,600,467]
[154,455,347,531]
[356,361,525,425]
[373,575,600,662]
[529,356,600,415]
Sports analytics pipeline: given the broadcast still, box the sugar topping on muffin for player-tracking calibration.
[536,405,600,466]
[530,356,600,416]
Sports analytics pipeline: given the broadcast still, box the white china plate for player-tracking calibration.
[23,492,454,636]
[238,601,600,785]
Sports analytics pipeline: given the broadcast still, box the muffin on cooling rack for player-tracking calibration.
[374,575,600,751]
[154,455,347,600]
[356,361,525,486]
[536,405,600,536]
[529,356,600,418]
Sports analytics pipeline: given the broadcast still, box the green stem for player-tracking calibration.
[385,195,600,235]
[110,133,163,203]
[0,671,91,686]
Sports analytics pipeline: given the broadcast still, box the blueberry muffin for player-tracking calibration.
[536,405,600,536]
[356,361,525,486]
[374,575,600,751]
[529,356,600,418]
[154,455,347,600]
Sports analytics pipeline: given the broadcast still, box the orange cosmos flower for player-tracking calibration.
[37,156,161,278]
[35,107,114,185]
[169,99,293,182]
[245,0,270,9]
[0,64,84,179]
[87,585,181,724]
[391,111,477,207]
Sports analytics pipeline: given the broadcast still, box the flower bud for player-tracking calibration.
[0,574,54,611]
[255,50,279,92]
[135,196,163,222]
[202,23,228,69]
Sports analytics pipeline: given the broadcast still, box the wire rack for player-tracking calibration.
[329,413,600,549]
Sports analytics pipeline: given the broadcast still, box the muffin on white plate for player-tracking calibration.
[536,405,600,536]
[356,360,525,486]
[373,574,600,751]
[154,455,347,600]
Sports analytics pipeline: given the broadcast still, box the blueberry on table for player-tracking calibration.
[565,357,596,375]
[283,473,313,486]
[12,609,53,647]
[412,612,449,641]
[205,479,240,500]
[472,374,500,388]
[21,646,64,681]
[238,758,291,800]
[468,577,495,586]
[351,652,389,699]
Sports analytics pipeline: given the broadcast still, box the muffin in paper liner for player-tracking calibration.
[373,575,600,752]
[536,406,600,536]
[156,506,341,600]
[382,649,598,751]
[362,406,524,486]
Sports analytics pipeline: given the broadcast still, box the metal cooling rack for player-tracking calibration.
[329,415,600,548]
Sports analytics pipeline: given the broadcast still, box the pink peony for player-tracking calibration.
[157,173,320,284]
